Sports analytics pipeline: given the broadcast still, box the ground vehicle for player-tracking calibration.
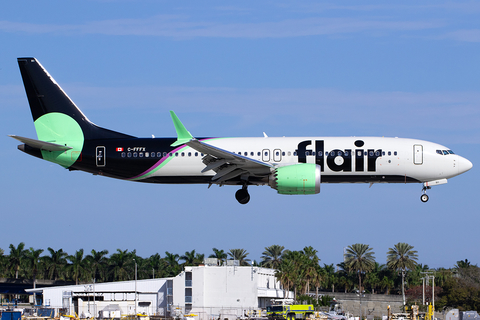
[266,304,314,320]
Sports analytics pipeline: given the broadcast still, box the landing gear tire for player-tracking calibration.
[235,188,250,204]
[420,194,429,203]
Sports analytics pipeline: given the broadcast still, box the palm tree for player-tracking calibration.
[86,249,109,282]
[323,263,337,292]
[209,248,227,265]
[181,250,198,266]
[302,246,320,294]
[147,253,164,278]
[67,249,87,285]
[365,262,385,294]
[281,250,306,296]
[42,247,68,280]
[455,259,471,269]
[261,245,285,269]
[387,242,418,310]
[276,258,295,299]
[380,275,394,294]
[195,253,205,265]
[109,249,133,281]
[228,249,250,266]
[8,242,27,279]
[24,247,44,286]
[0,248,5,277]
[344,243,375,317]
[164,252,180,276]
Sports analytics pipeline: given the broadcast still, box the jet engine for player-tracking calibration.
[269,163,321,194]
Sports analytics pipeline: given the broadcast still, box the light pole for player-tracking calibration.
[133,259,137,320]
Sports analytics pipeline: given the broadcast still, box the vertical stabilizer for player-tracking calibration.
[17,57,133,168]
[17,57,133,141]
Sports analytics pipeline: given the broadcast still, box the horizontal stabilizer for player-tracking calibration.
[9,135,72,151]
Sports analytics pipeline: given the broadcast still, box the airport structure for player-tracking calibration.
[27,261,290,320]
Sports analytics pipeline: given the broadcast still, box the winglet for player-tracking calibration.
[170,111,194,147]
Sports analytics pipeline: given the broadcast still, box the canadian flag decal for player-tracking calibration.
[116,147,123,152]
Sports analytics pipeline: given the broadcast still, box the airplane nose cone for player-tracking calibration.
[458,156,473,174]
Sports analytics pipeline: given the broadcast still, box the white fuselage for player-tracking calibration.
[141,136,471,184]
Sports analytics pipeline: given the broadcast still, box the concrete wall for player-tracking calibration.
[315,292,403,318]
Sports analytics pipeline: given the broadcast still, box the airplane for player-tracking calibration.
[10,57,473,204]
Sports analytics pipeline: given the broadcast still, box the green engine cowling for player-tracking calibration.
[269,163,321,195]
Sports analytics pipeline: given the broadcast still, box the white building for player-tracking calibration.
[28,278,172,318]
[27,264,291,320]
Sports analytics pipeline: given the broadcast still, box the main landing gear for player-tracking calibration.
[235,185,250,205]
[421,186,431,203]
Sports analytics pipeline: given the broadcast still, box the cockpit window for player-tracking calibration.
[443,150,449,155]
[436,150,443,155]
[448,150,455,154]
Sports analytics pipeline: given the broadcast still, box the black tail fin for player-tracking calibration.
[17,57,133,140]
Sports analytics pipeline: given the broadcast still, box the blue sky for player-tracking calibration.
[1,1,479,269]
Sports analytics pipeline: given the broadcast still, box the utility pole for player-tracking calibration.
[133,259,137,320]
[432,275,435,320]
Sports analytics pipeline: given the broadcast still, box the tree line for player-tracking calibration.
[0,242,478,311]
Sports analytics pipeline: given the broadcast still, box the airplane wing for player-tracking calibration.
[169,111,273,183]
[9,135,72,151]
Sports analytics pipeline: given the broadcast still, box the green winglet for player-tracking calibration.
[170,111,194,147]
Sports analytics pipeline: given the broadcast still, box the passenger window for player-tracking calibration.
[195,152,198,157]
[133,152,138,157]
[357,151,362,156]
[257,152,261,156]
[345,151,349,156]
[337,151,342,156]
[382,151,385,156]
[251,152,254,156]
[127,152,132,157]
[145,152,149,157]
[388,151,391,156]
[369,151,374,156]
[364,151,368,156]
[294,152,297,156]
[394,151,397,156]
[175,152,178,157]
[121,152,126,158]
[305,151,310,156]
[162,152,166,157]
[139,153,144,157]
[288,152,291,156]
[319,151,323,156]
[244,152,248,156]
[181,152,184,157]
[276,151,280,156]
[282,152,285,156]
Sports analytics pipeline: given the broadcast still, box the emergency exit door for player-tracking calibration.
[413,145,423,165]
[96,146,106,167]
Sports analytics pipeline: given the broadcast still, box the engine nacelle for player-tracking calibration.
[269,163,321,195]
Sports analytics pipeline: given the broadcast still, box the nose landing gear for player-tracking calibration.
[420,186,431,203]
[235,185,250,204]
